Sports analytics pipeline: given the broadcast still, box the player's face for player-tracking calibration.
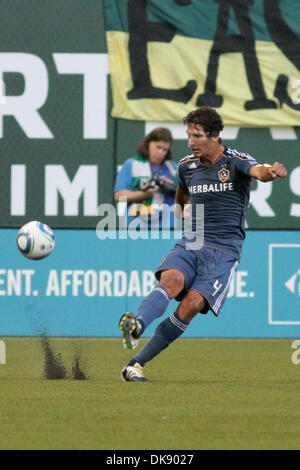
[187,123,212,157]
[148,140,170,165]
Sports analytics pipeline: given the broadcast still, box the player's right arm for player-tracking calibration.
[249,162,287,182]
[174,159,190,219]
[174,187,190,219]
[175,186,190,208]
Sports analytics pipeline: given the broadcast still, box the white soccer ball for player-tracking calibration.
[17,221,55,260]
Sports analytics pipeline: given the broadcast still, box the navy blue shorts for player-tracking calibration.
[155,243,239,316]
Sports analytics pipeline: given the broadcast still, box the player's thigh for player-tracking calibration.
[191,250,239,316]
[159,269,185,298]
[155,244,197,299]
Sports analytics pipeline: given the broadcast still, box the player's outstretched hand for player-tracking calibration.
[269,162,287,179]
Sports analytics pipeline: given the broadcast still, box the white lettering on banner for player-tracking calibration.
[290,167,300,217]
[0,268,256,299]
[53,53,109,139]
[45,165,98,216]
[61,270,73,296]
[84,270,98,297]
[10,165,26,215]
[72,270,84,295]
[127,271,141,297]
[142,271,155,296]
[0,53,53,138]
[45,270,156,297]
[249,181,275,216]
[0,52,109,139]
[9,162,300,219]
[0,79,6,105]
[46,269,59,296]
[0,269,36,296]
[99,271,113,296]
[114,271,127,297]
[227,271,255,298]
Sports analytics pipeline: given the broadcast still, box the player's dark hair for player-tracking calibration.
[183,106,224,137]
[137,127,173,160]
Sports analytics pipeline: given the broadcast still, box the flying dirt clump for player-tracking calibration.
[71,353,88,380]
[41,334,67,380]
[41,335,88,380]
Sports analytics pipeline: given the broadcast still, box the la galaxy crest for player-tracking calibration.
[218,167,230,183]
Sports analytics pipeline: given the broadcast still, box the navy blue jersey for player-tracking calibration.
[177,146,258,259]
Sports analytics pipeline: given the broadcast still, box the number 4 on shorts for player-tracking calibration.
[213,279,223,296]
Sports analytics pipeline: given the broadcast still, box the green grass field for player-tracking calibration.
[0,337,299,450]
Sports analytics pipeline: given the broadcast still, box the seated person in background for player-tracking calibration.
[114,128,178,229]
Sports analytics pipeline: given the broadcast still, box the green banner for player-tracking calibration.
[104,0,300,126]
[0,1,299,230]
[0,0,115,229]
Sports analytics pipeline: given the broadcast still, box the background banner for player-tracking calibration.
[1,229,299,337]
[0,0,299,229]
[104,0,300,126]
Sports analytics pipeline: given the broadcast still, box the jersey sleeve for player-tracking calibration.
[114,159,133,192]
[235,153,259,178]
[177,163,188,191]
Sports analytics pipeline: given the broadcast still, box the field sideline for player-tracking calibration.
[0,337,299,450]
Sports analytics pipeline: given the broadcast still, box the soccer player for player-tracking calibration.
[119,106,287,382]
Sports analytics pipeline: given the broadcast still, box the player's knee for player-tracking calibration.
[159,269,185,299]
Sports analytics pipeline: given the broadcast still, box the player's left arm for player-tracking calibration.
[249,162,287,182]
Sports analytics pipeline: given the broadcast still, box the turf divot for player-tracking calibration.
[41,335,88,380]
